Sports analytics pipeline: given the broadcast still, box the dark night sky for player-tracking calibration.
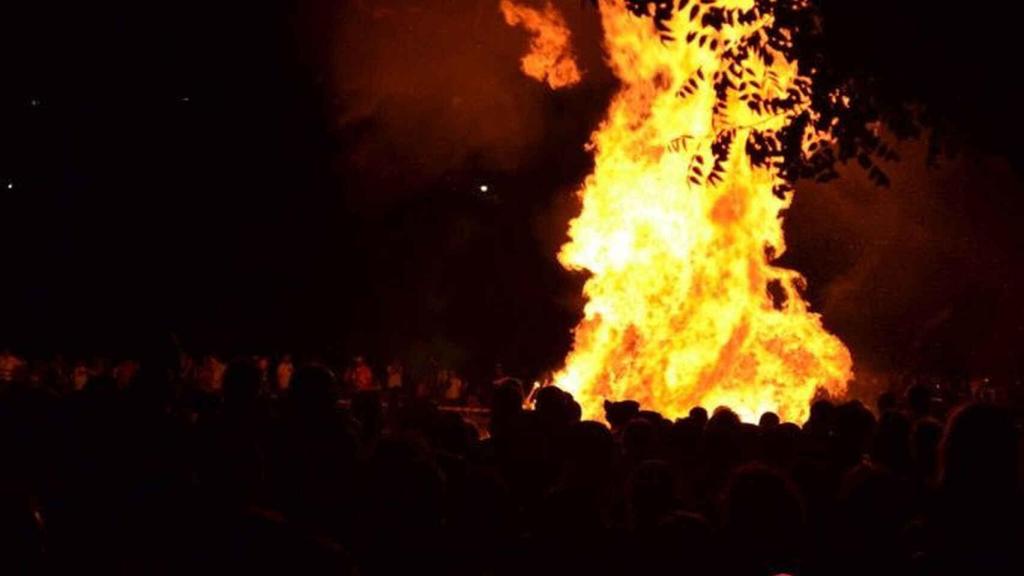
[3,1,1024,380]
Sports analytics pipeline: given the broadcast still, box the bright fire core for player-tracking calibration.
[553,0,852,423]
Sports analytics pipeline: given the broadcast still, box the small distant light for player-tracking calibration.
[180,96,190,103]
[6,182,12,190]
[479,184,489,192]
[29,98,41,107]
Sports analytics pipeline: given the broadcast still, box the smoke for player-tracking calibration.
[332,0,602,211]
[787,138,1024,379]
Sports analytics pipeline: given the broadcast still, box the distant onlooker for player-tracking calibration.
[71,362,90,391]
[443,370,464,403]
[385,361,403,391]
[907,382,933,420]
[346,356,374,391]
[276,354,294,393]
[0,348,25,382]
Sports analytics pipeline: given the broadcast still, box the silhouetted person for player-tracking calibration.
[623,459,711,572]
[761,421,801,470]
[535,386,574,427]
[222,359,264,409]
[876,390,897,414]
[910,417,942,489]
[629,459,675,530]
[351,389,384,445]
[638,510,713,576]
[834,400,876,469]
[273,365,357,541]
[275,353,294,396]
[346,356,374,392]
[534,386,578,458]
[689,406,709,429]
[196,359,273,508]
[0,355,51,573]
[922,403,1022,575]
[537,421,617,575]
[0,348,26,383]
[358,436,444,576]
[699,408,743,509]
[907,382,933,420]
[623,417,659,469]
[758,411,780,429]
[830,456,913,576]
[804,399,836,438]
[604,399,640,435]
[871,410,911,475]
[719,464,805,576]
[489,379,524,439]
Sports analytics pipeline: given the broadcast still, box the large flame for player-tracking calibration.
[554,0,852,423]
[500,0,582,89]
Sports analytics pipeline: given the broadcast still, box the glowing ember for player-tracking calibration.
[500,0,582,89]
[553,0,852,423]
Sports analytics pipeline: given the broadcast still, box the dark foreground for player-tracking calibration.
[1,356,1022,576]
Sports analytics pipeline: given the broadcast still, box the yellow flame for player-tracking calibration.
[500,0,582,89]
[554,0,852,423]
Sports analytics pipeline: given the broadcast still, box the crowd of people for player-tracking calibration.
[1,346,1022,574]
[0,349,509,409]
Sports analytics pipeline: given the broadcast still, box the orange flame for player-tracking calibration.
[500,0,582,89]
[554,0,852,424]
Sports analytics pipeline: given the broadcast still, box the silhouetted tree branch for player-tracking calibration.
[592,0,1021,186]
